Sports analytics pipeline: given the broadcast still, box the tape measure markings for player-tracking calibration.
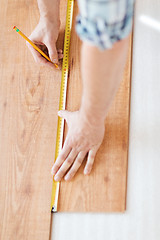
[50,0,74,213]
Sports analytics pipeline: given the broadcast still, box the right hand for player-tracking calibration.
[26,17,63,69]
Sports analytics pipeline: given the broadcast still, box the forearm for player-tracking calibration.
[37,0,60,22]
[80,36,130,125]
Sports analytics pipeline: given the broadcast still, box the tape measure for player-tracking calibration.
[50,0,74,213]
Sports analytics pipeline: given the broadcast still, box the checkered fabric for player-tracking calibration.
[75,0,135,50]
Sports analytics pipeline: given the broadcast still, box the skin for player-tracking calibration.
[28,0,130,181]
[26,0,63,68]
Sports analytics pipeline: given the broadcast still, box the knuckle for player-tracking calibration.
[60,153,65,159]
[57,170,64,177]
[66,158,73,164]
[75,145,82,152]
[77,157,83,164]
[66,142,72,149]
[59,170,65,176]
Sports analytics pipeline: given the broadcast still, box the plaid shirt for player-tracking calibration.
[75,0,135,50]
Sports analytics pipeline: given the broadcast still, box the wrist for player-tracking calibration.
[79,105,105,127]
[38,0,60,25]
[39,15,60,27]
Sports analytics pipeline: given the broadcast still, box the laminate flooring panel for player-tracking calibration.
[0,0,63,238]
[52,0,160,239]
[58,1,132,212]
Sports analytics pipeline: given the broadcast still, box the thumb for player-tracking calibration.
[58,110,71,122]
[47,41,59,64]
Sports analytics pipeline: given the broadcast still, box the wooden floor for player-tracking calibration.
[0,0,131,239]
[52,0,160,239]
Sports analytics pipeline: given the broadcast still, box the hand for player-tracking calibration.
[26,17,63,69]
[51,110,105,181]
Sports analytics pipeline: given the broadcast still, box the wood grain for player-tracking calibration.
[0,0,131,238]
[0,0,65,239]
[58,0,132,212]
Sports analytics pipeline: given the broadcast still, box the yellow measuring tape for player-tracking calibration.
[50,0,74,213]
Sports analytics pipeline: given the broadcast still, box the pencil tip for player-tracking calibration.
[13,26,16,29]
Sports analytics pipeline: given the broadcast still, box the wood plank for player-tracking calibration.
[58,0,132,212]
[0,0,67,238]
[52,1,160,238]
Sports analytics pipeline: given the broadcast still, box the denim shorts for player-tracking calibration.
[75,0,135,50]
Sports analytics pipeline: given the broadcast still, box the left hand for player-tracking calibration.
[51,110,105,181]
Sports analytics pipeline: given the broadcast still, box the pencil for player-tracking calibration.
[13,26,59,69]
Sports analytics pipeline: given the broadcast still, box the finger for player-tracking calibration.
[27,42,58,69]
[84,148,98,175]
[58,110,71,125]
[64,151,87,181]
[26,42,51,65]
[57,49,63,53]
[54,149,78,181]
[51,138,71,176]
[46,40,59,64]
[58,53,64,59]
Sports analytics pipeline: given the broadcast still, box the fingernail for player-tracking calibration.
[84,169,88,175]
[54,175,59,181]
[64,175,69,181]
